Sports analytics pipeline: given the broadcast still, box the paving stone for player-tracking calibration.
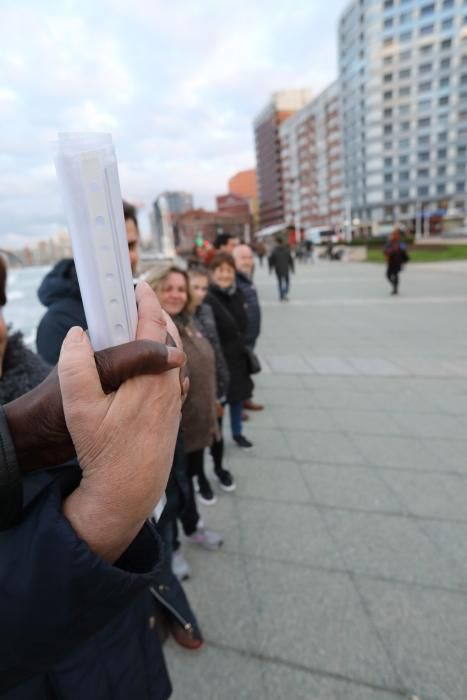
[245,558,399,688]
[266,354,315,374]
[235,499,342,568]
[379,469,467,520]
[263,665,405,700]
[392,412,467,440]
[307,356,357,375]
[358,579,467,700]
[348,357,406,376]
[331,409,396,436]
[302,464,404,514]
[166,644,266,700]
[323,509,464,589]
[232,457,311,503]
[350,433,448,472]
[271,405,334,432]
[287,430,366,465]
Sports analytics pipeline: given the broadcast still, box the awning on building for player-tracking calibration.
[255,223,287,238]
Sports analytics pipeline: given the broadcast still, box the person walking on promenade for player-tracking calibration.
[233,244,264,412]
[384,229,409,296]
[269,236,294,301]
[205,253,254,449]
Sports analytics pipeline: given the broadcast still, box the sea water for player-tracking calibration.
[4,266,50,347]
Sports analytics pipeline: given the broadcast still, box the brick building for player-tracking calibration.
[253,90,312,229]
[176,208,251,252]
[280,82,344,232]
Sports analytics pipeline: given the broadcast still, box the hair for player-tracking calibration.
[209,252,236,272]
[0,255,7,307]
[145,264,193,317]
[188,264,209,280]
[214,232,234,250]
[123,200,139,232]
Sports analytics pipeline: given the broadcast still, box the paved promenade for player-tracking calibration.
[166,260,467,700]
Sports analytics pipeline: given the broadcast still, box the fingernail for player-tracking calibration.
[167,347,186,367]
[64,327,84,345]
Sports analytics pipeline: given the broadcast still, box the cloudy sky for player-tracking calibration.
[1,0,349,248]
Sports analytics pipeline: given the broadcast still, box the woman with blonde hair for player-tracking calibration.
[146,265,223,578]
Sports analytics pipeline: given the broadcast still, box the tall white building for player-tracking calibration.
[280,82,344,232]
[339,0,467,235]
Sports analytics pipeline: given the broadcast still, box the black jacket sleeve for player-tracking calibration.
[0,468,163,692]
[0,406,22,530]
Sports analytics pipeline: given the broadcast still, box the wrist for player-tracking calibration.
[63,485,145,563]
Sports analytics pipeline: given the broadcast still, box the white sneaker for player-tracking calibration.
[171,550,191,581]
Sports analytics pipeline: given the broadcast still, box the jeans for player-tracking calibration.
[277,274,289,300]
[229,400,243,438]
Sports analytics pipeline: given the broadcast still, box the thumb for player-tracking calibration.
[58,327,105,409]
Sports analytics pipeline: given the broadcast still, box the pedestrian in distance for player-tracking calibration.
[269,236,295,301]
[384,229,409,296]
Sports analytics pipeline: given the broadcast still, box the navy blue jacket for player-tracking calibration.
[0,465,171,700]
[36,259,87,365]
[235,272,261,349]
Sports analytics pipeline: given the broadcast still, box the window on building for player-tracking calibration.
[420,44,433,54]
[418,168,429,178]
[418,186,429,196]
[438,165,446,176]
[384,108,393,118]
[400,86,411,96]
[439,77,450,88]
[400,31,412,42]
[400,170,410,180]
[399,104,410,115]
[437,183,446,194]
[456,181,465,193]
[384,207,393,218]
[401,120,411,131]
[400,49,411,61]
[400,11,412,23]
[384,37,394,47]
[384,124,393,134]
[439,95,449,106]
[418,151,430,161]
[384,0,394,6]
[438,148,447,158]
[418,135,430,145]
[384,73,393,82]
[385,173,393,183]
[461,74,467,85]
[400,155,409,165]
[457,145,467,156]
[384,191,393,201]
[399,190,409,200]
[384,90,393,100]
[443,0,454,7]
[384,18,394,29]
[438,131,448,142]
[457,163,466,174]
[419,63,432,74]
[400,138,410,148]
[400,68,411,79]
[384,55,393,65]
[421,4,435,15]
[384,157,393,167]
[441,38,452,50]
[420,24,434,36]
[419,81,432,92]
[418,117,431,128]
[441,57,451,69]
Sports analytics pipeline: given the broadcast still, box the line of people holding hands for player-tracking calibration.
[0,207,263,700]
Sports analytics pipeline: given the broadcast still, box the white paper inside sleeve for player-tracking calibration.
[54,132,137,351]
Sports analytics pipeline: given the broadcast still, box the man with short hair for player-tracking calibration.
[233,244,264,412]
[37,201,140,364]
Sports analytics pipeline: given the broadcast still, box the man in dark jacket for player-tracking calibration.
[269,237,294,301]
[233,244,264,411]
[37,201,140,365]
[384,228,409,295]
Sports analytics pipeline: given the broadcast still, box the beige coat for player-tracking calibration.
[180,321,218,453]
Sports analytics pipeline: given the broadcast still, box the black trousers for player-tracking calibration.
[210,417,224,471]
[387,266,400,293]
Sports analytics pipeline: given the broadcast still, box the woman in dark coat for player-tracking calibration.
[205,252,253,449]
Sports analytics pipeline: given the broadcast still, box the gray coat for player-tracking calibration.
[194,303,230,399]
